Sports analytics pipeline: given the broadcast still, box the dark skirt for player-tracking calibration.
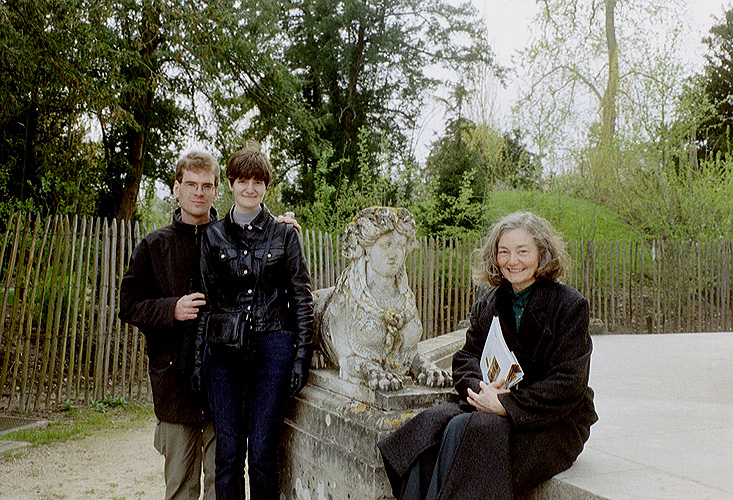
[378,402,591,500]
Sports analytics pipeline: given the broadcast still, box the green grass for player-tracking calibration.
[0,399,154,452]
[484,190,643,241]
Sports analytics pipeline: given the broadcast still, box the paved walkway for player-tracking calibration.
[551,332,733,500]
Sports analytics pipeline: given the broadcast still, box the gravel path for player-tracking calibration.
[0,416,166,500]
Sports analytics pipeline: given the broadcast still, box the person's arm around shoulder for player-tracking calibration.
[277,211,301,233]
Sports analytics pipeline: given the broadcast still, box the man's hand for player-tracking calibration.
[277,211,302,233]
[174,293,206,321]
[467,380,510,415]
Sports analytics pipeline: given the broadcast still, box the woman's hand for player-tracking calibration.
[467,380,510,415]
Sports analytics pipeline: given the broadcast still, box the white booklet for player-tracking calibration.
[480,316,524,390]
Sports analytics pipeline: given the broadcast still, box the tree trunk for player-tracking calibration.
[21,99,38,202]
[600,0,618,146]
[115,126,147,220]
[112,2,162,220]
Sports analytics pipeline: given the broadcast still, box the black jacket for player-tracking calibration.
[197,204,313,362]
[118,208,215,423]
[454,279,597,430]
[379,279,598,498]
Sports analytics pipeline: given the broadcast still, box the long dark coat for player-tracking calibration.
[379,279,598,499]
[119,208,215,424]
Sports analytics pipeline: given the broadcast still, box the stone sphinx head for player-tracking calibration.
[342,206,417,288]
[313,207,451,391]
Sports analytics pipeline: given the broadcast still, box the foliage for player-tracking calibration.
[412,168,485,238]
[135,177,179,229]
[550,130,733,240]
[414,117,539,237]
[1,0,493,223]
[606,153,732,240]
[506,0,733,241]
[516,0,691,175]
[299,129,403,233]
[0,0,104,217]
[279,0,495,207]
[0,0,304,220]
[413,181,641,241]
[697,8,733,161]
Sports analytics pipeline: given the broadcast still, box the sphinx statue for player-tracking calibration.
[313,207,452,391]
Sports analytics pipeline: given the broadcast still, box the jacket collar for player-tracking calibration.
[224,203,273,233]
[171,207,218,232]
[497,278,554,331]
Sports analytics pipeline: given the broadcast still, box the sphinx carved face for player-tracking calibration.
[366,231,407,279]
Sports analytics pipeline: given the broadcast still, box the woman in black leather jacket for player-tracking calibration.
[197,140,313,500]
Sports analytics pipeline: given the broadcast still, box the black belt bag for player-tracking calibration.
[206,311,250,353]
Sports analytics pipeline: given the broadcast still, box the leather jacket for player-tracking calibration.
[118,207,216,423]
[196,204,313,362]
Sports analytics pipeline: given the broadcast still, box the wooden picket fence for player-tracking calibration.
[1,213,731,412]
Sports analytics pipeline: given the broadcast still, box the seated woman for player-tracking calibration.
[378,211,598,500]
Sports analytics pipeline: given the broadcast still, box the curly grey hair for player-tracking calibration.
[473,211,569,286]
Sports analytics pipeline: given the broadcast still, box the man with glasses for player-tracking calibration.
[120,151,220,500]
[119,151,300,499]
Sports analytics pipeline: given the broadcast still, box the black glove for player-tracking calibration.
[290,358,310,397]
[191,361,202,393]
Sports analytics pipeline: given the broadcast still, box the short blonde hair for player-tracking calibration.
[176,151,220,186]
[473,211,569,286]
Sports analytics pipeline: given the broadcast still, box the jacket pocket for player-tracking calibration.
[259,244,285,279]
[216,246,241,277]
[206,311,247,352]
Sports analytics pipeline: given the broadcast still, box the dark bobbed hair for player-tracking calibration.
[226,140,272,187]
[473,211,569,286]
[175,151,220,186]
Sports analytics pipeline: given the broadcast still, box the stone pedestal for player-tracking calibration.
[280,369,457,500]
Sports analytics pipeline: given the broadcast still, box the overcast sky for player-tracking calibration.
[476,0,729,67]
[413,1,732,160]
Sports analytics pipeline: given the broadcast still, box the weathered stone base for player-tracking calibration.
[280,369,457,500]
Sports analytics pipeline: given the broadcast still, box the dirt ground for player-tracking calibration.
[0,416,167,500]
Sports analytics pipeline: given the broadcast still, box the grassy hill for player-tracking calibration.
[483,190,643,241]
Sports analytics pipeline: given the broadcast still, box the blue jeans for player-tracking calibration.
[205,330,294,500]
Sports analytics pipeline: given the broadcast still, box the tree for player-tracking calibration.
[697,8,733,161]
[415,117,538,236]
[85,0,306,220]
[516,0,690,178]
[0,0,103,217]
[1,0,493,220]
[278,0,494,207]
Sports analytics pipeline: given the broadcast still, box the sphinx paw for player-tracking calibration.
[418,367,452,388]
[367,369,403,391]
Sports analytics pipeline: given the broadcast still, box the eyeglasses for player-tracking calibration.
[181,182,215,195]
